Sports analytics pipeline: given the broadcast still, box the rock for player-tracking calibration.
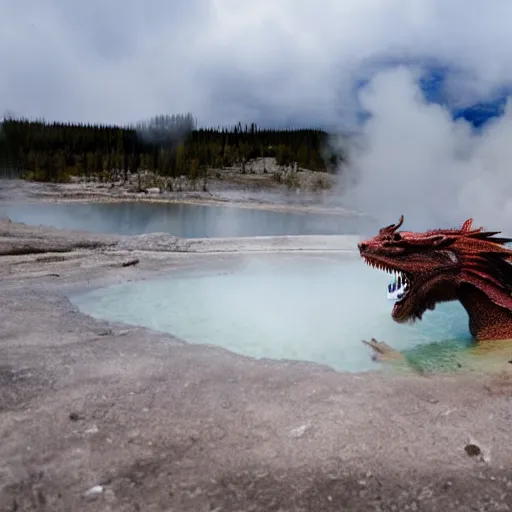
[145,187,160,194]
[289,423,310,438]
[83,485,104,499]
[465,437,491,463]
[465,443,481,457]
[69,412,83,421]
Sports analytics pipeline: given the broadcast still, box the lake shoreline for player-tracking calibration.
[0,177,369,218]
[2,220,512,510]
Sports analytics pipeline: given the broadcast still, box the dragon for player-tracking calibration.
[358,215,512,363]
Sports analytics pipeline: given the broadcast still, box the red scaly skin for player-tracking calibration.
[358,216,512,342]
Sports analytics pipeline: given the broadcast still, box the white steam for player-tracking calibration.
[340,66,512,235]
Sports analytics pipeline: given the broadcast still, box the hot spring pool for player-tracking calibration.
[71,258,473,373]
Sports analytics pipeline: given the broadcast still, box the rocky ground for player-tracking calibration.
[2,219,512,511]
[90,156,339,198]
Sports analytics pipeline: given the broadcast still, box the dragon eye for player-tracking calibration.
[393,233,402,241]
[445,250,458,263]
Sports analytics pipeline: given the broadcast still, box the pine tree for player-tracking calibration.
[0,115,345,182]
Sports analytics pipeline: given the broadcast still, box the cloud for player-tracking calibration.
[2,0,512,127]
[338,66,512,234]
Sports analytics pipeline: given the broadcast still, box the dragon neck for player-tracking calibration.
[457,284,512,341]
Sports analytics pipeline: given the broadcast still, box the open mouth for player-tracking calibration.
[387,270,409,301]
[361,256,411,304]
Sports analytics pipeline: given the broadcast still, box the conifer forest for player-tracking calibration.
[0,113,345,182]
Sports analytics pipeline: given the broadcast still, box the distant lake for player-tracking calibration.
[0,201,376,238]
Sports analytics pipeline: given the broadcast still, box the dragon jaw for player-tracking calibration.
[358,216,512,339]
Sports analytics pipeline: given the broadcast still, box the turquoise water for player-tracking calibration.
[71,259,472,372]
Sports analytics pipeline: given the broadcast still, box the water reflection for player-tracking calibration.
[0,201,377,238]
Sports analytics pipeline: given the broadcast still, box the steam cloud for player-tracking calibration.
[339,66,512,236]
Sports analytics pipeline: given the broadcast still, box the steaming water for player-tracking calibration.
[71,257,472,373]
[0,201,375,237]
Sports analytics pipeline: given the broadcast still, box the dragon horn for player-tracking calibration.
[379,215,405,235]
[461,218,473,232]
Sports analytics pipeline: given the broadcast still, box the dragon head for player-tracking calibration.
[359,215,512,324]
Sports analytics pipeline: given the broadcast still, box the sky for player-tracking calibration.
[338,66,512,235]
[2,0,512,129]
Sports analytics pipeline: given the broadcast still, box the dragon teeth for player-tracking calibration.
[387,271,409,302]
[361,257,408,301]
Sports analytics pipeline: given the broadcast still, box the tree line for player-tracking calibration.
[0,113,345,182]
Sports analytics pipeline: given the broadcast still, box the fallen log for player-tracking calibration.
[121,258,139,267]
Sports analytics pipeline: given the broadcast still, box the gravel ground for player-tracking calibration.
[1,218,512,511]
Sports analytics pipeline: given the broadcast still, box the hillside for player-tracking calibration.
[0,116,347,192]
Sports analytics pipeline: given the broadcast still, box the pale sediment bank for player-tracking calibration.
[38,194,361,217]
[0,216,360,259]
[2,220,512,511]
[0,178,368,217]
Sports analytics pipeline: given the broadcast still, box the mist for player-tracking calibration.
[5,1,512,128]
[338,66,512,235]
[71,255,470,373]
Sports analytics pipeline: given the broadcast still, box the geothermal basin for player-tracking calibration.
[71,252,472,373]
[4,202,512,510]
[0,197,474,373]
